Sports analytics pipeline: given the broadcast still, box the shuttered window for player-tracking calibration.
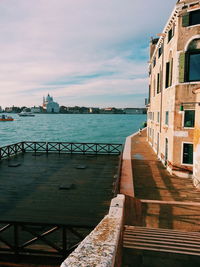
[179,52,185,83]
[182,10,200,27]
[182,12,190,27]
[169,58,173,86]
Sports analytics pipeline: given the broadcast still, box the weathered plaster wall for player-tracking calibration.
[193,89,200,187]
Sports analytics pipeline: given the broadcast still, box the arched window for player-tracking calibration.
[186,39,200,82]
[179,38,200,83]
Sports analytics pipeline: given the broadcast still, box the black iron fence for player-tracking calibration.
[0,142,122,160]
[0,221,93,258]
[23,141,122,154]
[0,142,24,160]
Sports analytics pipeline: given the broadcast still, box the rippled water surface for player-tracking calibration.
[0,114,146,147]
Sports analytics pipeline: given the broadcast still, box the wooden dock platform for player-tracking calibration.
[0,152,119,226]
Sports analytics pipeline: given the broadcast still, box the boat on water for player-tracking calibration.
[18,110,35,117]
[0,115,14,121]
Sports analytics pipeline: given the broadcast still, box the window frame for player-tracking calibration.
[165,111,169,126]
[185,49,200,82]
[190,9,200,26]
[181,142,193,166]
[183,109,195,128]
[158,45,163,58]
[157,73,160,94]
[168,28,173,43]
[165,62,170,88]
[157,111,160,123]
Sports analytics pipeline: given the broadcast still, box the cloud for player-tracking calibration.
[0,0,176,108]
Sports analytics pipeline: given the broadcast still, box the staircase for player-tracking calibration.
[123,225,200,256]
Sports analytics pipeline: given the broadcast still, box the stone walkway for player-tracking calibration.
[131,130,200,232]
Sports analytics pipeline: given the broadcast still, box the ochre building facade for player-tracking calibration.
[147,0,200,187]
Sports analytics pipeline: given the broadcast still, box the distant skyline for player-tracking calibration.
[0,0,176,108]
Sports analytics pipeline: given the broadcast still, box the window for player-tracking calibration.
[184,110,195,128]
[182,9,200,27]
[165,58,173,88]
[168,28,173,42]
[153,57,156,67]
[165,62,170,88]
[157,73,160,93]
[165,111,169,125]
[190,9,200,26]
[157,112,160,123]
[179,39,200,82]
[182,143,193,165]
[187,51,200,81]
[158,45,163,58]
[153,77,156,97]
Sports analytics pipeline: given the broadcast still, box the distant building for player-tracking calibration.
[5,107,13,113]
[124,108,146,114]
[42,94,60,113]
[31,106,41,113]
[89,107,100,114]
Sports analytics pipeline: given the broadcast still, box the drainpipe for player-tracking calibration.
[160,38,165,133]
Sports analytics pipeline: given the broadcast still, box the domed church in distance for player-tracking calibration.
[42,94,60,113]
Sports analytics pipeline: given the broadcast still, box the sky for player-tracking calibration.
[0,0,177,108]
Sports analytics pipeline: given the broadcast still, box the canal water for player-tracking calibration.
[0,113,146,147]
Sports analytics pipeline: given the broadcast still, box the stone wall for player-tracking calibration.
[60,194,125,267]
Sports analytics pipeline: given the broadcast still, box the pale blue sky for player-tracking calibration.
[0,0,176,108]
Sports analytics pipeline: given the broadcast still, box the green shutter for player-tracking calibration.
[179,52,185,83]
[182,12,190,27]
[159,70,162,92]
[169,58,173,86]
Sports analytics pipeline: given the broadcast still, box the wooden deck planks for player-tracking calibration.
[0,153,119,226]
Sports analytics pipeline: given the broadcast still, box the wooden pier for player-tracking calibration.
[0,142,122,264]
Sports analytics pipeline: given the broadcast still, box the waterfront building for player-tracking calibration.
[147,0,200,187]
[42,94,60,113]
[4,107,13,113]
[31,106,41,113]
[124,108,146,114]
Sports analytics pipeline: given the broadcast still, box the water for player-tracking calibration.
[0,113,146,147]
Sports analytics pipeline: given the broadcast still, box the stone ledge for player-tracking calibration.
[61,194,125,267]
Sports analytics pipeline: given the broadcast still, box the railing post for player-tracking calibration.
[14,223,19,257]
[62,226,67,258]
[46,142,48,154]
[21,142,25,153]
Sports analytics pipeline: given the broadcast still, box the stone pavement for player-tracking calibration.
[131,129,200,232]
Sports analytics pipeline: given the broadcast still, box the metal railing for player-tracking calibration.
[0,221,93,258]
[0,142,24,160]
[0,142,122,160]
[23,141,122,155]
